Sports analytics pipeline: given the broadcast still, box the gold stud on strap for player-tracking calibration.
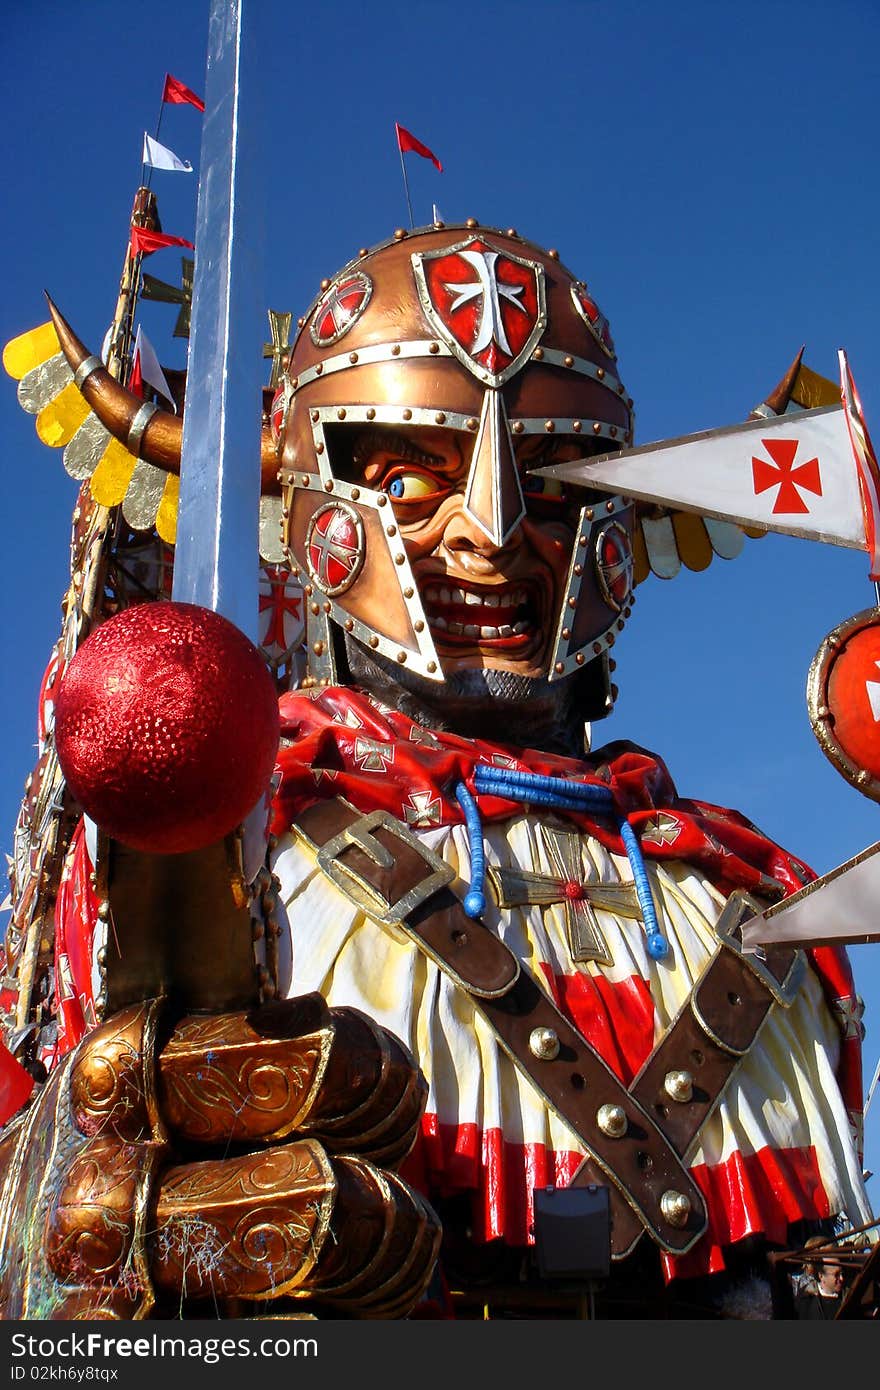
[660,1190,692,1228]
[596,1103,627,1138]
[529,1026,560,1061]
[663,1069,694,1104]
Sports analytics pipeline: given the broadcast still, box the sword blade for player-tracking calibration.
[172,0,265,641]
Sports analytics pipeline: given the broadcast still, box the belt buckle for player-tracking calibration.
[715,890,806,1007]
[316,807,455,927]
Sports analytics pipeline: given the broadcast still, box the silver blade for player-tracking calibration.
[741,840,880,949]
[172,0,265,641]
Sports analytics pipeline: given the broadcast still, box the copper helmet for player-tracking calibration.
[277,222,636,700]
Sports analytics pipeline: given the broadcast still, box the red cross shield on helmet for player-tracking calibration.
[595,521,633,612]
[412,236,546,386]
[310,271,373,347]
[305,502,366,595]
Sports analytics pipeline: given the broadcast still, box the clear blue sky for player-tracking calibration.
[3,0,880,1193]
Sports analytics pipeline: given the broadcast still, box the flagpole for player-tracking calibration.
[398,146,415,230]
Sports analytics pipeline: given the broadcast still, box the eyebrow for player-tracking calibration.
[352,430,445,469]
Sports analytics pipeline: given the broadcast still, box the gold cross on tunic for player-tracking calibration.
[263,309,292,388]
[485,822,642,966]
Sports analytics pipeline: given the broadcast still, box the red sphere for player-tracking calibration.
[54,601,280,854]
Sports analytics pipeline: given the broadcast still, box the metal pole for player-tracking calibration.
[398,146,415,229]
[173,0,265,641]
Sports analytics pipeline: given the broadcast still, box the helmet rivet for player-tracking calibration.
[366,408,376,420]
[397,651,407,663]
[304,585,314,596]
[606,500,614,512]
[358,247,369,257]
[344,619,354,632]
[97,900,111,922]
[301,474,311,486]
[291,376,299,389]
[554,661,564,674]
[610,427,617,438]
[415,620,424,633]
[568,597,576,609]
[562,627,571,639]
[369,636,379,648]
[392,345,401,356]
[623,606,631,619]
[573,564,583,576]
[312,641,324,655]
[512,421,524,433]
[466,418,479,431]
[548,248,559,260]
[337,408,346,420]
[429,342,440,354]
[593,641,602,654]
[320,278,330,290]
[597,1103,627,1138]
[394,227,408,239]
[403,409,412,421]
[323,602,331,613]
[351,488,360,500]
[664,1070,694,1104]
[435,412,446,424]
[576,653,585,665]
[660,1191,692,1228]
[506,227,518,237]
[529,1026,560,1060]
[316,442,324,454]
[297,316,305,327]
[597,367,605,379]
[564,355,574,368]
[324,480,333,491]
[349,352,358,364]
[580,529,589,540]
[466,217,478,228]
[310,602,320,615]
[386,524,397,536]
[377,495,387,507]
[311,411,319,423]
[533,347,544,360]
[315,364,323,376]
[607,633,615,646]
[572,420,582,432]
[427,661,437,673]
[592,422,601,434]
[617,383,625,394]
[404,587,414,598]
[394,554,406,565]
[544,420,555,432]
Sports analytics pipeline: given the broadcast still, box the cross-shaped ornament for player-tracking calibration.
[263,309,292,388]
[486,822,642,966]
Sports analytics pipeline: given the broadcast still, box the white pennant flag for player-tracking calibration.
[142,132,193,173]
[543,368,877,559]
[132,325,177,412]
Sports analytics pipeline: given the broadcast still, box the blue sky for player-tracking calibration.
[3,0,880,1192]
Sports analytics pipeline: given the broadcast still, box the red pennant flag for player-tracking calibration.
[0,1039,34,1127]
[162,73,205,112]
[395,122,443,173]
[130,226,195,258]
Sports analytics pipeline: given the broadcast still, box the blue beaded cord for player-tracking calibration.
[453,764,669,960]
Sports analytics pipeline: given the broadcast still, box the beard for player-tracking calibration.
[342,634,599,759]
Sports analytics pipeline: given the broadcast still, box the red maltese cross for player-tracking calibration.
[752,438,822,514]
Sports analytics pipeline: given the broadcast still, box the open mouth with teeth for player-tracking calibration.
[419,580,545,653]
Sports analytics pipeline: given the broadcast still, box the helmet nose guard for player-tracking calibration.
[278,223,635,689]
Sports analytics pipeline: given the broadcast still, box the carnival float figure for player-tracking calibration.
[0,211,876,1319]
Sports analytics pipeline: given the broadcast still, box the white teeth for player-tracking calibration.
[513,621,529,634]
[498,624,514,637]
[464,591,481,606]
[430,615,448,630]
[485,593,500,608]
[480,625,497,638]
[424,586,439,602]
[440,587,451,603]
[448,621,464,635]
[463,623,479,638]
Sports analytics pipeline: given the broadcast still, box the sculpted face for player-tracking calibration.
[354,425,588,678]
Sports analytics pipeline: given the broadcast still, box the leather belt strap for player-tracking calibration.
[293,797,805,1258]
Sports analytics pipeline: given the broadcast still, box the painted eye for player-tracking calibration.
[383,467,445,502]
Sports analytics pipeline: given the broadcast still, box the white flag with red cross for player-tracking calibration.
[541,352,880,572]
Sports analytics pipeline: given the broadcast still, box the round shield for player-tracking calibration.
[305,502,365,596]
[807,606,880,801]
[310,271,373,347]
